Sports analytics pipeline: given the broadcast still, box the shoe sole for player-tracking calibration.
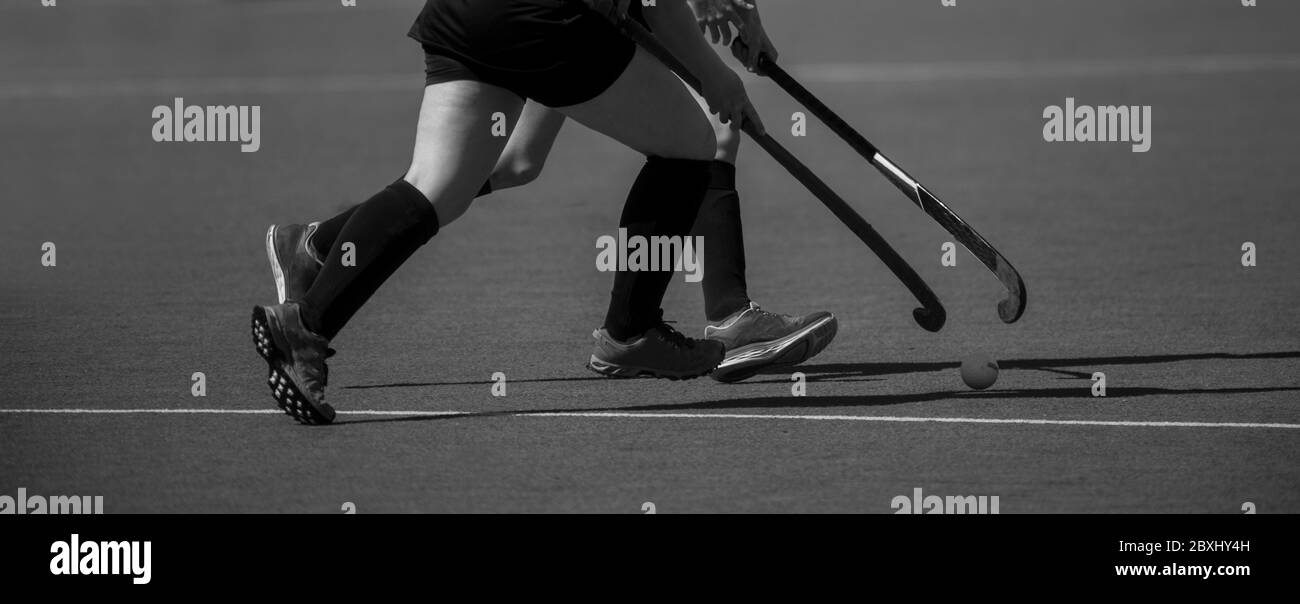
[251,306,335,425]
[711,315,839,384]
[265,226,288,304]
[586,354,722,381]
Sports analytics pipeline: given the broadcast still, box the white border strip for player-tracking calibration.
[0,408,1296,430]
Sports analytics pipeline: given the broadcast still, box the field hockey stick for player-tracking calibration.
[751,53,1027,324]
[604,11,946,332]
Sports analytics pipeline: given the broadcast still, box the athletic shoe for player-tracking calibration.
[705,302,838,383]
[265,222,323,304]
[251,302,335,425]
[587,323,726,380]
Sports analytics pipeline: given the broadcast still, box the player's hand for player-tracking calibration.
[729,9,778,71]
[687,0,754,47]
[700,67,765,136]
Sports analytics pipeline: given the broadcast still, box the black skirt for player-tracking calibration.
[409,0,643,108]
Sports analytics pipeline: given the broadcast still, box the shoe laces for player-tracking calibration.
[652,321,696,349]
[750,305,797,324]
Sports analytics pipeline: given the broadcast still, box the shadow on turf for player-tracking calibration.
[751,350,1300,382]
[342,351,1300,391]
[342,375,610,390]
[331,384,1300,426]
[331,350,1300,425]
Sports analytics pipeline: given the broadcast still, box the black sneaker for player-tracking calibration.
[588,323,725,380]
[265,222,323,303]
[251,302,335,425]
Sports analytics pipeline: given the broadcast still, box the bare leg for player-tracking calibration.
[488,87,736,191]
[403,82,526,227]
[309,94,539,256]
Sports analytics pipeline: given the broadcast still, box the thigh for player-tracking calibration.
[554,48,717,161]
[404,80,526,227]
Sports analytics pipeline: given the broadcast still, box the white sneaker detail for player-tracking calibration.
[704,302,760,336]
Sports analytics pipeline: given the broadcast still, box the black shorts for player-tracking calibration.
[409,0,643,108]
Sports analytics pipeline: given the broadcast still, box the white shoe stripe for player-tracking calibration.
[265,225,287,304]
[704,302,761,336]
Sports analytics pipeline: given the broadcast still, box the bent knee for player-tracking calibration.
[494,159,545,190]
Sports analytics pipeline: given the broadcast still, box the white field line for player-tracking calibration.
[527,412,1300,430]
[1,408,1297,430]
[0,408,468,417]
[3,54,1299,101]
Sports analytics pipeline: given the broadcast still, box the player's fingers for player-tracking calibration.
[744,41,761,69]
[721,23,733,46]
[725,9,747,30]
[709,100,727,123]
[727,101,743,126]
[708,22,722,44]
[731,38,752,70]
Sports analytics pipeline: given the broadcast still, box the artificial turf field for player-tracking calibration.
[2,0,1298,513]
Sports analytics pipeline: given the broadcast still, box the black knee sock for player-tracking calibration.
[299,178,440,339]
[310,180,489,260]
[692,161,751,322]
[602,157,712,341]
